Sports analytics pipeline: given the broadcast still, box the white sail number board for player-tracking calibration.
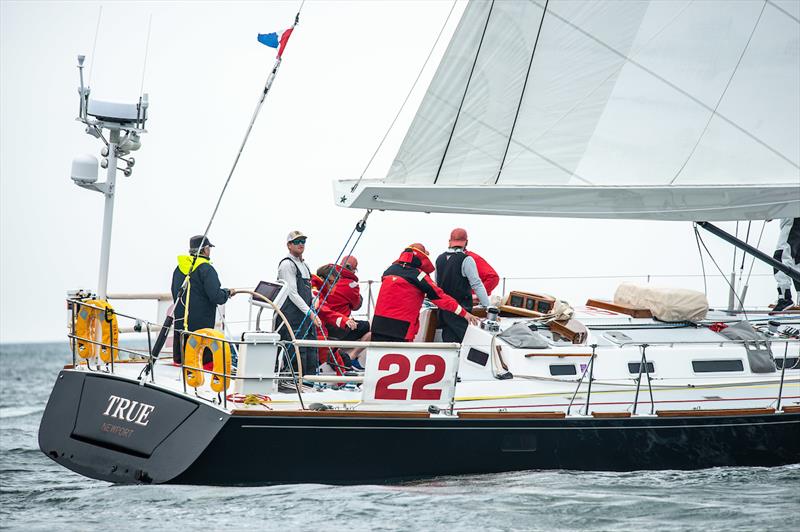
[361,347,460,407]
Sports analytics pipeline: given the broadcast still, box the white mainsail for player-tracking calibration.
[335,0,800,221]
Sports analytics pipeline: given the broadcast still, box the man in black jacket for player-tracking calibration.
[435,228,491,342]
[171,235,234,364]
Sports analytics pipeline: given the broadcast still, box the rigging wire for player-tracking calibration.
[139,14,154,99]
[694,224,750,319]
[351,0,459,194]
[738,220,767,309]
[693,223,708,296]
[669,0,768,185]
[88,6,103,87]
[767,0,800,24]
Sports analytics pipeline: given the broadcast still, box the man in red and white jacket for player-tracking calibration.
[310,269,353,374]
[372,243,480,342]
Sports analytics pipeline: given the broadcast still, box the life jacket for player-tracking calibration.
[436,250,472,310]
[277,256,314,338]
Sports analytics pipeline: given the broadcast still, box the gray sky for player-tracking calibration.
[0,0,785,344]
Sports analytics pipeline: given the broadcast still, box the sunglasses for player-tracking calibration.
[290,238,307,245]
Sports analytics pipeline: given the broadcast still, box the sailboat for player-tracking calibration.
[39,0,799,485]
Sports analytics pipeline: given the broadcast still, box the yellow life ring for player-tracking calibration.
[74,299,119,363]
[183,328,232,392]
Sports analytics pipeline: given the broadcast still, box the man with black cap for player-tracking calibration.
[276,230,321,375]
[435,228,491,342]
[171,235,235,364]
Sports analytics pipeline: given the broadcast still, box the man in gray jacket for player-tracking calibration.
[276,230,321,375]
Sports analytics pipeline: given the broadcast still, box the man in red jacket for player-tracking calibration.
[372,243,480,342]
[325,256,371,367]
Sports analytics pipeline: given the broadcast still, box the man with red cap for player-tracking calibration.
[435,228,492,342]
[372,243,480,342]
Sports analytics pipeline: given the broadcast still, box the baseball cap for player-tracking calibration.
[189,235,214,249]
[286,230,307,243]
[448,228,468,247]
[408,243,429,255]
[340,255,358,271]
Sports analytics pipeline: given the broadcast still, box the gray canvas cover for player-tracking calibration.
[498,322,550,349]
[718,321,776,373]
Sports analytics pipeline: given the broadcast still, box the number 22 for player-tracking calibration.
[374,354,445,400]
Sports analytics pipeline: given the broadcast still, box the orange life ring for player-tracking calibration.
[183,328,232,392]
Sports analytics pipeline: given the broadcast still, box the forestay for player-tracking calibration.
[335,0,800,221]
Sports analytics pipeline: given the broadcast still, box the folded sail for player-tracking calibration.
[335,0,800,221]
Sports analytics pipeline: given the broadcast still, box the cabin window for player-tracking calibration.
[775,357,799,370]
[549,364,577,376]
[692,360,744,373]
[467,348,489,367]
[628,362,655,374]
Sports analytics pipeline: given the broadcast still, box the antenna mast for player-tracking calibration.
[71,54,149,300]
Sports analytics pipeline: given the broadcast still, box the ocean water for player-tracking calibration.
[1,343,798,532]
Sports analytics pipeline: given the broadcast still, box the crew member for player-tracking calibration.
[311,265,353,375]
[325,255,371,367]
[171,235,234,364]
[276,230,321,375]
[372,243,480,342]
[435,228,491,342]
[774,217,800,311]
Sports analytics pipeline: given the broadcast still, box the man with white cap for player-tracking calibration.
[276,230,321,375]
[435,228,491,342]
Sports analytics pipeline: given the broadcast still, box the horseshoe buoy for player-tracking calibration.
[183,328,232,392]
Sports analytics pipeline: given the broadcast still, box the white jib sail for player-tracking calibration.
[335,0,800,221]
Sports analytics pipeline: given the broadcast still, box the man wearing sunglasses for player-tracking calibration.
[276,230,321,375]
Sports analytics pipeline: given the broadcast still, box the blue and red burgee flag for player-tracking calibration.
[257,28,294,58]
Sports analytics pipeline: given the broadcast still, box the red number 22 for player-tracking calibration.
[374,354,445,400]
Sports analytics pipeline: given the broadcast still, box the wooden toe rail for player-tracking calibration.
[586,299,652,318]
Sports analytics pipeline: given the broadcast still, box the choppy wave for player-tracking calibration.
[0,406,44,419]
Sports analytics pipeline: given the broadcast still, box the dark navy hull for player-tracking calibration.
[39,371,800,485]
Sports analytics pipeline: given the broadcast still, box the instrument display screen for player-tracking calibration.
[253,280,282,303]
